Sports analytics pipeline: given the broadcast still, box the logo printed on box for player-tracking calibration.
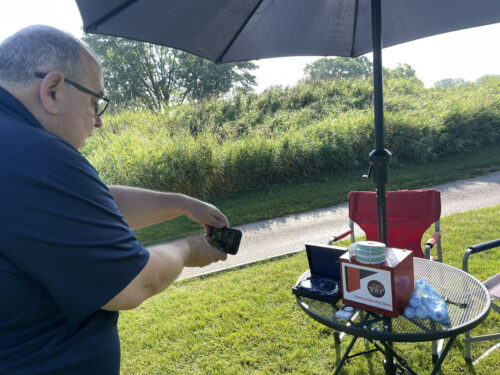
[342,262,393,312]
[368,280,385,298]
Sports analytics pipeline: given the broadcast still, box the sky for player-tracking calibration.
[1,1,499,92]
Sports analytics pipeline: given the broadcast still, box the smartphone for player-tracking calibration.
[208,227,242,255]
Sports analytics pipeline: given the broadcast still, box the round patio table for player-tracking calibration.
[295,258,491,375]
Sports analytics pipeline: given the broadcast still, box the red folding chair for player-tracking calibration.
[330,189,442,261]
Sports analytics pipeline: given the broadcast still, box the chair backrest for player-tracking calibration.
[348,189,441,258]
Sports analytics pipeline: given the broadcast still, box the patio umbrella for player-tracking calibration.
[76,0,500,244]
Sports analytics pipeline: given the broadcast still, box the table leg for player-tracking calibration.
[334,331,340,345]
[382,318,396,375]
[383,347,396,375]
[377,341,418,375]
[334,336,358,375]
[430,336,456,375]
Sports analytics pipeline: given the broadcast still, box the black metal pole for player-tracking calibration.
[372,0,384,153]
[370,0,391,244]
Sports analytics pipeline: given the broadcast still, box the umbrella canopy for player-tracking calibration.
[77,0,500,63]
[76,0,500,244]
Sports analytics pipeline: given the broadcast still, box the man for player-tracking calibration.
[0,25,229,374]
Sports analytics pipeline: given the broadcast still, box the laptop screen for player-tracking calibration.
[305,244,347,280]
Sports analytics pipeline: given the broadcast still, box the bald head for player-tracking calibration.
[0,25,93,89]
[0,25,105,150]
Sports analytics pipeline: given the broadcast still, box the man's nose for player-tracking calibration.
[95,115,103,128]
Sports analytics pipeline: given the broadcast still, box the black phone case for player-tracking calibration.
[209,227,242,255]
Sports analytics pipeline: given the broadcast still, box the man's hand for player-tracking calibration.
[185,235,228,267]
[184,197,229,233]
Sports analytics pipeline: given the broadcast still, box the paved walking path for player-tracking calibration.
[174,171,500,280]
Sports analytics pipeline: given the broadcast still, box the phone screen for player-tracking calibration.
[209,227,242,255]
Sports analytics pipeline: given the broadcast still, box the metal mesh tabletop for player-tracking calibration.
[296,258,491,342]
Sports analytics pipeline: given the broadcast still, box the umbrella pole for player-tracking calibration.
[369,0,391,245]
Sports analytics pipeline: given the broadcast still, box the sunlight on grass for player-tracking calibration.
[119,205,500,374]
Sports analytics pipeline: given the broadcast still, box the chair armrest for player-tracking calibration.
[467,239,500,254]
[463,238,500,273]
[424,232,441,259]
[328,228,353,245]
[425,232,441,248]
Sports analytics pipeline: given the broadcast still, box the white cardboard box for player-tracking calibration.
[339,248,414,317]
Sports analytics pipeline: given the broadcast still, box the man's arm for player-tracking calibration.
[101,234,227,311]
[108,185,228,230]
[102,185,230,311]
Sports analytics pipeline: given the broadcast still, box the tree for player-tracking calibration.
[82,34,257,111]
[434,78,467,88]
[475,75,500,85]
[176,53,256,102]
[303,56,372,81]
[383,63,417,79]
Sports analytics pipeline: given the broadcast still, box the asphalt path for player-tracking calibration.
[174,170,500,280]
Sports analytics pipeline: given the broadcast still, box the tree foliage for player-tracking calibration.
[383,63,417,79]
[82,34,257,111]
[434,78,467,88]
[476,75,500,84]
[303,56,372,81]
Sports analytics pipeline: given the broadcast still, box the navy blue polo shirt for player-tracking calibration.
[0,87,149,374]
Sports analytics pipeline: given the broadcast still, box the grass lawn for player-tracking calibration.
[118,204,500,374]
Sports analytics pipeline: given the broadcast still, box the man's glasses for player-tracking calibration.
[35,72,109,116]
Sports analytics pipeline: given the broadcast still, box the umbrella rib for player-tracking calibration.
[84,0,140,32]
[215,0,266,64]
[350,0,360,57]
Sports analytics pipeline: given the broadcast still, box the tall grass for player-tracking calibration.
[82,76,500,199]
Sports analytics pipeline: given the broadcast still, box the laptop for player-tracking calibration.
[292,243,347,303]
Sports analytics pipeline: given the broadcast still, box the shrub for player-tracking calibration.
[82,77,500,198]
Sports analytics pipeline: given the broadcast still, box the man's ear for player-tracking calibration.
[39,72,65,115]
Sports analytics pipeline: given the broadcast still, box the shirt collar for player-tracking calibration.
[0,86,43,129]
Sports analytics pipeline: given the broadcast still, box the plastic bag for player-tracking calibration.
[403,279,450,325]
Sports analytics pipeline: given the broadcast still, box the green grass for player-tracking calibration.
[119,205,500,374]
[134,143,500,245]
